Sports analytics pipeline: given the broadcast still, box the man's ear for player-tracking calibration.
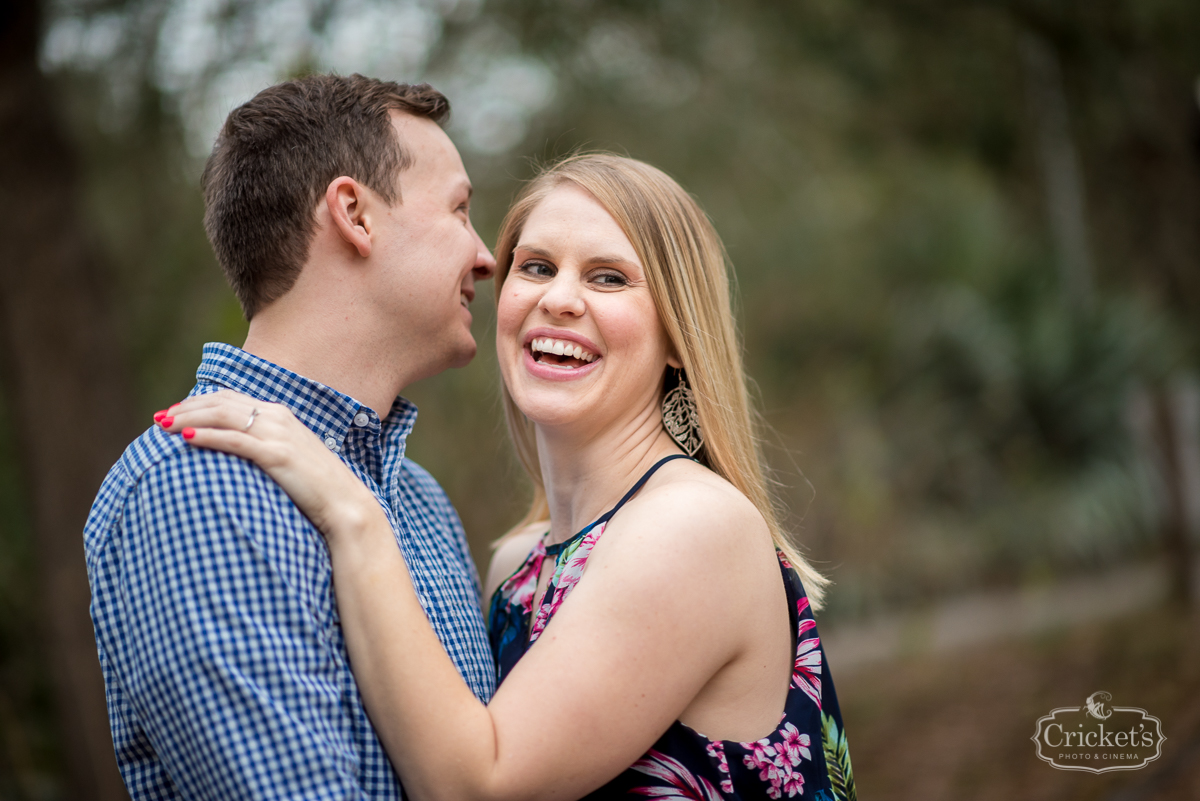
[325,177,373,258]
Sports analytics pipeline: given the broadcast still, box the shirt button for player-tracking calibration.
[353,412,370,427]
[324,436,338,450]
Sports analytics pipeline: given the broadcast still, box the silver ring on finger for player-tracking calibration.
[243,407,260,432]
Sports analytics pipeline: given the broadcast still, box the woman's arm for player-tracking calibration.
[163,392,767,801]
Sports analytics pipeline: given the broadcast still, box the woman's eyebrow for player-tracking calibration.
[514,244,554,259]
[585,254,637,267]
[515,244,636,267]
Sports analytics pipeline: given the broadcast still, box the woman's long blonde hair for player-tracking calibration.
[493,153,827,607]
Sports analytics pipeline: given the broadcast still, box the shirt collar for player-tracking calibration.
[194,342,418,452]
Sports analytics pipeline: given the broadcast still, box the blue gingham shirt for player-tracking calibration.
[85,343,496,799]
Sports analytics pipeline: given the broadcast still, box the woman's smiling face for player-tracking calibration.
[497,183,678,432]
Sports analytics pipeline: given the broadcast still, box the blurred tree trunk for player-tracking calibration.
[0,3,134,799]
[1150,386,1194,605]
[1019,30,1095,311]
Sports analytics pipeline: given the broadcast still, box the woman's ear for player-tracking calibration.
[666,349,683,369]
[325,177,373,258]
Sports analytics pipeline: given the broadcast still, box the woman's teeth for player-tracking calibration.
[529,337,598,363]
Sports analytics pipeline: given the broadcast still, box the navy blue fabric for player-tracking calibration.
[86,342,495,800]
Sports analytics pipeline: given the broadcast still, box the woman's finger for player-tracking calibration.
[161,402,261,435]
[155,394,288,434]
[153,390,282,425]
[178,427,272,464]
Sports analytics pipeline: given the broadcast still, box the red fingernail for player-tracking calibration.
[161,416,174,427]
[153,410,168,422]
[182,427,195,440]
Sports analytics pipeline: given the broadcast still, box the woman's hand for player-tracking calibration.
[157,390,380,540]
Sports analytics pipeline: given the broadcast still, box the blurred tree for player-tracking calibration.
[0,2,133,799]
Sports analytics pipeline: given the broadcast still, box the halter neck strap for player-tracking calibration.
[596,453,693,525]
[544,453,693,556]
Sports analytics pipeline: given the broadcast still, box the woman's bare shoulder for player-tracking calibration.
[484,522,547,601]
[576,467,778,663]
[597,465,771,581]
[644,466,765,536]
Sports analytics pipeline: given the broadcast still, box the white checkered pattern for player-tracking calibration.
[86,343,495,799]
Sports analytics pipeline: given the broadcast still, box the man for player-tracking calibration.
[85,74,497,798]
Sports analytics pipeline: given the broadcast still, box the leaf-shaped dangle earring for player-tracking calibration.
[661,368,703,457]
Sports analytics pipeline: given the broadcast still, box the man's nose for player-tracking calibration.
[472,227,496,280]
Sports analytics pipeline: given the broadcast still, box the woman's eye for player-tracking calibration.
[593,272,628,287]
[518,260,556,278]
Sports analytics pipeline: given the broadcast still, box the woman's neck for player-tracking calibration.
[535,401,683,545]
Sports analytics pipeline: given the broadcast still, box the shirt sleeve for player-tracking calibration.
[114,448,375,800]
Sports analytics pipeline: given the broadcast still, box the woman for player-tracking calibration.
[162,154,855,801]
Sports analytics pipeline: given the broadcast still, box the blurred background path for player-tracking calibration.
[824,558,1190,670]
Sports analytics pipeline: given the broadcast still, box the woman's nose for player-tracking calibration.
[537,274,585,317]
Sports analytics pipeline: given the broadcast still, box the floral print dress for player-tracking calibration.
[488,455,857,800]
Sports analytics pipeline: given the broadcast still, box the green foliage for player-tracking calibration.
[822,711,857,801]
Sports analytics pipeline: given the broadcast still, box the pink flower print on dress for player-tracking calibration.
[630,749,723,801]
[741,739,781,785]
[776,761,806,798]
[777,723,812,766]
[791,599,822,709]
[529,523,606,643]
[705,741,733,795]
[500,541,545,615]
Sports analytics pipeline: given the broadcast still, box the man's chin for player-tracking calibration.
[408,336,477,385]
[447,338,478,369]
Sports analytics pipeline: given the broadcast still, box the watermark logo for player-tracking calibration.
[1032,692,1165,773]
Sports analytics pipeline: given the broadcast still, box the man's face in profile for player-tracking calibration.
[368,113,496,381]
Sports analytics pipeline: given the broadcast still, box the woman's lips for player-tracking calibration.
[522,345,601,382]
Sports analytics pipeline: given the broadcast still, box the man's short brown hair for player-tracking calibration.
[201,74,450,318]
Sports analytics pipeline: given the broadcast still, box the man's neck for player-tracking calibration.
[242,310,409,418]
